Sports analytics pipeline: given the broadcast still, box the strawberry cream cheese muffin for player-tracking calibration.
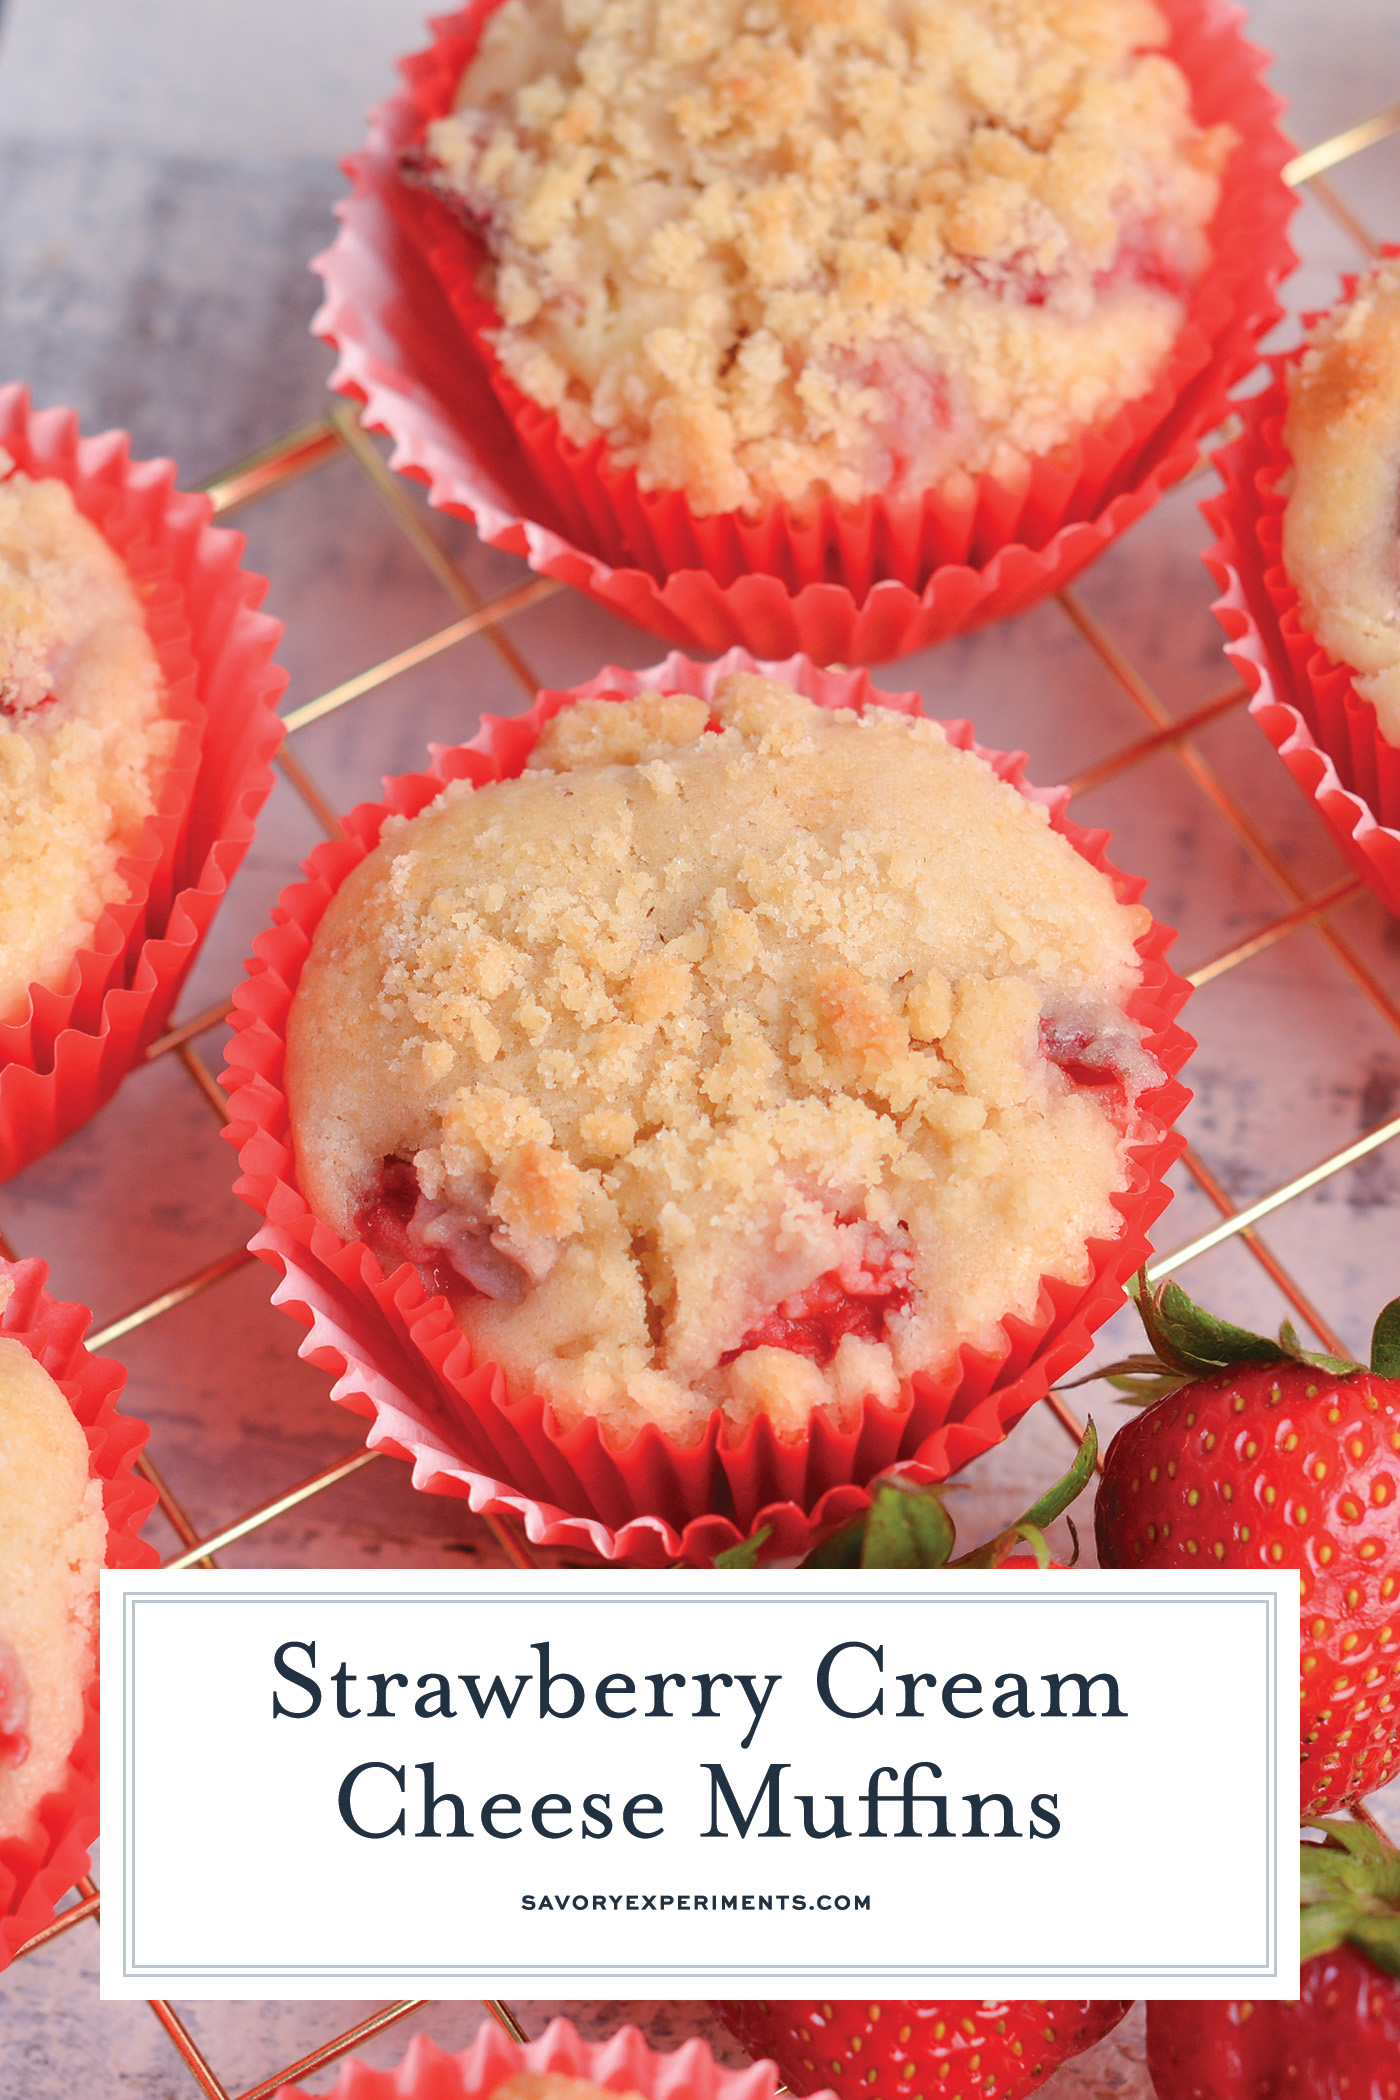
[0,454,175,1025]
[492,2080,624,2100]
[411,0,1234,518]
[0,1279,106,1844]
[1280,256,1400,747]
[287,672,1161,1447]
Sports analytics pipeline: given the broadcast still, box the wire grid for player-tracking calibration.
[3,94,1399,2100]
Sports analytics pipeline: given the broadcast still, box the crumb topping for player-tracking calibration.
[494,2078,639,2100]
[1282,257,1400,746]
[288,676,1158,1446]
[0,1335,106,1843]
[0,458,175,1024]
[417,0,1232,513]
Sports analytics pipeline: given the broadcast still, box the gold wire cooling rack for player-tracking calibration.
[3,94,1400,2100]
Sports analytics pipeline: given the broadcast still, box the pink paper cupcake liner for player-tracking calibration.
[312,0,1294,665]
[223,652,1193,1568]
[1202,253,1400,917]
[277,2015,792,2100]
[0,1256,157,1971]
[0,387,287,1181]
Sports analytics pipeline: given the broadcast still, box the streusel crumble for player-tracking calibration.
[493,2078,637,2100]
[288,675,1159,1446]
[0,458,175,1023]
[1282,258,1400,747]
[0,1290,106,1843]
[415,0,1232,515]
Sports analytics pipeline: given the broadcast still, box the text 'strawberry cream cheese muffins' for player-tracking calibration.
[0,457,177,1024]
[414,0,1233,522]
[1203,249,1400,919]
[0,1257,155,1968]
[234,656,1191,1561]
[0,1296,106,1845]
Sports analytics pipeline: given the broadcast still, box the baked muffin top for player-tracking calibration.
[0,1286,107,1843]
[0,458,174,1025]
[288,675,1159,1446]
[417,0,1232,514]
[1281,257,1400,746]
[494,2078,639,2100]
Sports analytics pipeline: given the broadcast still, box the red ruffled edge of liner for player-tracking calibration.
[310,0,1294,665]
[0,1257,157,1970]
[1201,250,1400,917]
[0,387,288,1181]
[278,2013,798,2100]
[221,653,1193,1567]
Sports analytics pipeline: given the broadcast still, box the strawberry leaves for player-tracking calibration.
[953,1423,1097,1569]
[860,1479,958,1569]
[800,1485,955,1569]
[1071,1269,1367,1406]
[798,1423,1096,1570]
[714,1524,773,1569]
[1301,1819,1400,1979]
[1371,1298,1400,1380]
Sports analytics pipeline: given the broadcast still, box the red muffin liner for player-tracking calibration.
[0,387,287,1180]
[0,1256,157,1971]
[223,652,1192,1567]
[312,0,1293,664]
[278,2015,790,2100]
[1202,255,1400,917]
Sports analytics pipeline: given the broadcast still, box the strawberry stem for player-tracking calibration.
[715,1524,774,1569]
[1301,1818,1400,1978]
[1074,1270,1367,1406]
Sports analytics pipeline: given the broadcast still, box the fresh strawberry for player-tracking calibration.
[1147,1816,1400,2098]
[713,1996,1132,2100]
[712,1437,1109,2098]
[1093,1274,1400,1813]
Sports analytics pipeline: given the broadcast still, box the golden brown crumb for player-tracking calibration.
[420,0,1232,513]
[1282,258,1400,745]
[0,460,174,1024]
[288,676,1158,1447]
[493,2076,641,2100]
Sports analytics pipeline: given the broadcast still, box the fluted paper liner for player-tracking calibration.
[278,2015,793,2100]
[0,388,287,1180]
[1202,257,1400,917]
[225,654,1192,1564]
[312,0,1293,664]
[0,1257,156,1969]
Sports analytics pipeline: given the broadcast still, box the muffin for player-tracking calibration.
[0,386,287,1184]
[0,454,177,1025]
[281,2017,783,2100]
[0,1278,106,1845]
[1280,256,1400,745]
[413,0,1235,522]
[317,0,1292,660]
[0,1256,155,1968]
[1201,251,1400,922]
[287,672,1163,1448]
